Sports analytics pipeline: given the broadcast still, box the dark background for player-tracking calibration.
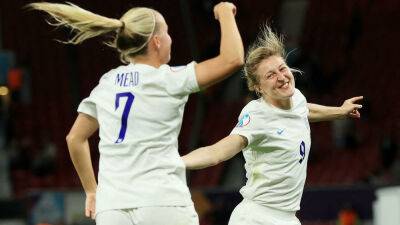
[0,0,399,225]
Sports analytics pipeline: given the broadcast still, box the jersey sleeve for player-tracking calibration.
[77,86,99,119]
[295,88,307,103]
[294,88,309,117]
[230,109,265,147]
[166,61,200,95]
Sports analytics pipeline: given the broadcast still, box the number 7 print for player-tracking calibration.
[115,92,135,143]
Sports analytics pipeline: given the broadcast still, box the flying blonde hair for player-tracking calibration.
[244,24,301,93]
[26,2,158,63]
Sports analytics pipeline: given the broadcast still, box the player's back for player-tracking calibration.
[77,62,198,213]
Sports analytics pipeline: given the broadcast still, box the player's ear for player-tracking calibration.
[255,85,261,94]
[152,35,161,49]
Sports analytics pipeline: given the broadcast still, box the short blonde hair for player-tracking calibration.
[244,25,285,92]
[27,2,160,63]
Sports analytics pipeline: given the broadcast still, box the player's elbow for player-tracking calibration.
[218,53,244,71]
[210,156,223,167]
[66,133,74,144]
[209,148,225,166]
[66,133,83,147]
[66,134,76,149]
[227,56,244,71]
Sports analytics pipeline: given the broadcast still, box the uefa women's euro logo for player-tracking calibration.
[236,113,250,127]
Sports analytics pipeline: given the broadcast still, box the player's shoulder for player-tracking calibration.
[99,63,161,84]
[161,62,195,75]
[240,98,266,117]
[235,99,267,129]
[294,88,306,99]
[293,88,308,106]
[244,98,266,110]
[98,64,129,83]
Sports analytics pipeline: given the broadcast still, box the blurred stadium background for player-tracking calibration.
[0,0,399,225]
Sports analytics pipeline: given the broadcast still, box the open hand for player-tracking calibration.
[341,96,363,119]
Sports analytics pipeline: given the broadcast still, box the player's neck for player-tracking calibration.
[129,55,162,68]
[263,96,292,110]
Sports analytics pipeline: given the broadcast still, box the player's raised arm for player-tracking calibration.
[195,2,244,89]
[307,96,363,122]
[182,134,247,169]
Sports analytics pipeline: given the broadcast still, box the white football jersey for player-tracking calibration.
[77,62,199,214]
[231,89,311,212]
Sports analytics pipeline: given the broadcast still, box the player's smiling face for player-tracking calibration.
[256,55,295,106]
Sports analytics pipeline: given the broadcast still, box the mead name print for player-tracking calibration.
[115,71,140,87]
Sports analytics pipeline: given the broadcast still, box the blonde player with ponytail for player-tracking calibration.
[28,2,243,225]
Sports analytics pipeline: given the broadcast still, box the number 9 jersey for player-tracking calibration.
[230,89,311,212]
[77,62,199,214]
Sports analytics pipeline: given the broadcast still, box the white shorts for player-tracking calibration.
[96,206,199,225]
[228,199,301,225]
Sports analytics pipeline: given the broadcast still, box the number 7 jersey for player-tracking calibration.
[77,62,199,214]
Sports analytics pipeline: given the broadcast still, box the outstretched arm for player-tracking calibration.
[195,2,244,89]
[308,96,363,122]
[182,134,247,170]
[66,113,98,219]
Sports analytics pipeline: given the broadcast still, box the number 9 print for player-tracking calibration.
[299,141,306,164]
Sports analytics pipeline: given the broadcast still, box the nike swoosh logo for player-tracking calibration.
[277,129,284,135]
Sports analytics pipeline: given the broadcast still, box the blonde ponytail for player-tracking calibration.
[27,2,122,44]
[27,2,158,63]
[111,7,156,63]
